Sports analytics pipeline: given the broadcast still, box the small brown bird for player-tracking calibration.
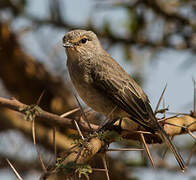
[63,29,186,171]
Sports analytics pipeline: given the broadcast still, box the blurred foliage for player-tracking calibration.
[0,0,26,16]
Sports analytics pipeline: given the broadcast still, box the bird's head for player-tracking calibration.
[63,29,102,59]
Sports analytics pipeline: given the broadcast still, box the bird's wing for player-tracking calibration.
[91,62,156,131]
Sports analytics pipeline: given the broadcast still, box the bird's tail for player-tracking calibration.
[157,124,187,171]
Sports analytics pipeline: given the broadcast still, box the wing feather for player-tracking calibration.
[91,61,157,131]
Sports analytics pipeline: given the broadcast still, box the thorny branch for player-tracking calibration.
[0,97,196,143]
[0,96,196,141]
[0,96,196,179]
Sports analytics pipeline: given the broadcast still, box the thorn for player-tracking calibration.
[32,119,46,172]
[187,121,196,128]
[53,127,57,161]
[32,119,36,145]
[74,95,92,131]
[36,90,46,105]
[163,99,166,119]
[164,122,186,129]
[101,154,110,180]
[140,133,155,168]
[188,130,196,141]
[155,84,167,114]
[63,144,79,155]
[135,130,152,135]
[107,148,144,152]
[187,142,196,166]
[158,115,179,122]
[139,141,145,163]
[60,107,80,118]
[193,79,196,116]
[6,158,23,180]
[92,168,107,172]
[74,143,85,163]
[36,146,47,173]
[74,120,84,140]
[162,136,174,159]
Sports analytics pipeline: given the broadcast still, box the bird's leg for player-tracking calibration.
[97,117,119,132]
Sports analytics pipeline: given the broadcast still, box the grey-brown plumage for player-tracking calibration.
[63,29,186,171]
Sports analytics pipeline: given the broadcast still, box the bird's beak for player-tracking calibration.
[63,41,73,48]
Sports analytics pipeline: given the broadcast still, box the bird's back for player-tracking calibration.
[90,50,158,132]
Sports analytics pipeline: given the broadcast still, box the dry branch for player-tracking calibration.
[40,137,103,180]
[0,96,196,179]
[0,96,196,142]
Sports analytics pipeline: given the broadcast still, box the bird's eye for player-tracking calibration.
[80,38,87,44]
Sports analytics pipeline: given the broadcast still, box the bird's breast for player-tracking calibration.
[67,58,121,117]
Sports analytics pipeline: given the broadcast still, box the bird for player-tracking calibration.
[62,29,186,171]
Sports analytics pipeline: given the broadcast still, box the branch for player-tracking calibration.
[1,96,196,179]
[0,154,41,173]
[0,97,97,131]
[0,97,196,143]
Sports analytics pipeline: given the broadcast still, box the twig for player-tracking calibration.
[60,107,80,118]
[155,84,167,114]
[64,144,79,154]
[187,142,196,166]
[32,119,36,145]
[74,120,84,140]
[36,90,45,105]
[158,115,179,122]
[140,133,155,168]
[107,148,143,152]
[162,136,174,159]
[35,146,47,173]
[93,168,107,172]
[163,99,166,119]
[32,119,47,172]
[0,97,97,131]
[193,79,196,116]
[53,127,57,161]
[187,121,196,128]
[0,97,196,143]
[164,122,186,129]
[101,154,110,180]
[188,130,196,141]
[133,130,153,135]
[6,158,23,180]
[74,95,92,131]
[74,143,85,163]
